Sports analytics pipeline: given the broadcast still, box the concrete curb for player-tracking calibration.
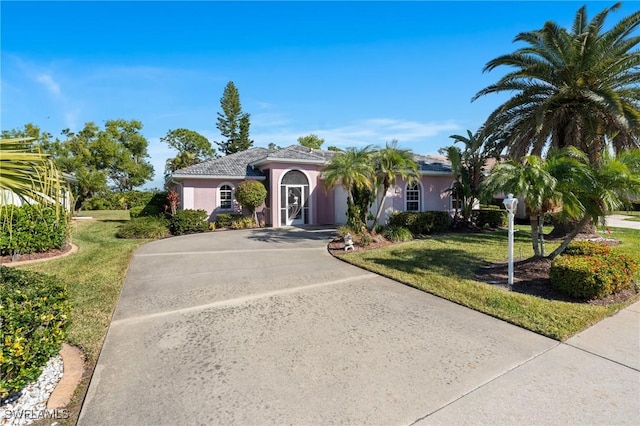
[0,243,78,267]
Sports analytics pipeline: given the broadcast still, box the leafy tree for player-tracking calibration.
[371,140,419,229]
[161,128,216,178]
[234,180,267,225]
[474,3,640,163]
[297,134,324,150]
[327,146,343,152]
[216,81,253,155]
[321,146,375,230]
[99,119,154,191]
[439,129,493,226]
[482,148,590,257]
[267,142,283,150]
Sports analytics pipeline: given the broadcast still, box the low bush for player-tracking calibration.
[230,216,256,229]
[116,216,170,239]
[387,211,450,235]
[551,252,638,299]
[563,241,612,257]
[215,213,244,228]
[470,208,507,228]
[133,191,168,218]
[169,209,209,236]
[0,205,69,256]
[0,267,71,400]
[359,233,372,247]
[383,226,413,242]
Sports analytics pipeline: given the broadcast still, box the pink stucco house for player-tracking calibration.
[169,145,454,227]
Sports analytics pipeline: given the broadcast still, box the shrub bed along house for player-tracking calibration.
[470,208,507,228]
[0,205,69,257]
[550,242,638,299]
[169,209,209,236]
[0,266,71,400]
[215,213,245,228]
[387,211,450,235]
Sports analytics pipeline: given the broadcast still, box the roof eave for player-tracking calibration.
[171,174,266,181]
[250,158,328,167]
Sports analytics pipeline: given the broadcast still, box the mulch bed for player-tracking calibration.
[0,244,74,264]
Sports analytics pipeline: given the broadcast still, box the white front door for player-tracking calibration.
[286,185,305,225]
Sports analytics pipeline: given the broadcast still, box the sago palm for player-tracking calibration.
[474,3,640,163]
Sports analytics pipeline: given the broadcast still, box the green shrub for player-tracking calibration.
[359,233,372,247]
[383,226,413,242]
[470,208,507,228]
[215,213,244,228]
[373,224,385,234]
[336,226,355,238]
[551,253,638,299]
[169,209,209,236]
[116,216,170,239]
[0,267,71,399]
[564,241,612,257]
[0,205,69,256]
[387,211,450,235]
[234,180,267,217]
[134,191,168,218]
[230,216,256,229]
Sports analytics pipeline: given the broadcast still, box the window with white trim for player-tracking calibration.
[219,185,233,210]
[406,183,420,212]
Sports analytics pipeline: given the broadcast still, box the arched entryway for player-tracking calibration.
[280,170,309,226]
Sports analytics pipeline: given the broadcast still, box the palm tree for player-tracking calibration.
[321,146,375,228]
[474,3,640,163]
[482,148,590,257]
[1,138,66,210]
[548,147,640,259]
[440,129,493,225]
[371,140,419,229]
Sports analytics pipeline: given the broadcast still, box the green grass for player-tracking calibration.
[19,214,144,362]
[336,227,640,341]
[75,209,130,221]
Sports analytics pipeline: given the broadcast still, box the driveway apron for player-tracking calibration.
[78,227,638,425]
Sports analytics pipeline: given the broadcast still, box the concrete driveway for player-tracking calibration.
[79,227,639,425]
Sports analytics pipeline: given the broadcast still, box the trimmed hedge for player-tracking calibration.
[387,211,450,235]
[116,216,170,239]
[0,205,69,256]
[471,208,507,228]
[0,267,70,399]
[551,242,637,299]
[169,209,209,236]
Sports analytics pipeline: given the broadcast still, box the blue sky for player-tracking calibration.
[2,1,634,189]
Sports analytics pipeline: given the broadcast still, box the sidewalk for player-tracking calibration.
[606,214,640,230]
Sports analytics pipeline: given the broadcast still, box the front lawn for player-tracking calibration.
[335,226,640,341]
[19,210,146,425]
[612,210,640,222]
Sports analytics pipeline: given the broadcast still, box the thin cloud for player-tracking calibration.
[251,118,460,149]
[35,73,61,97]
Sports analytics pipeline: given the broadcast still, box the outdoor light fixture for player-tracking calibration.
[503,193,518,286]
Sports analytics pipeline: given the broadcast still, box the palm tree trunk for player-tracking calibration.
[371,184,389,230]
[547,215,593,260]
[530,215,540,257]
[538,220,546,257]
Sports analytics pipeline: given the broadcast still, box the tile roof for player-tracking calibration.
[413,154,453,173]
[171,146,451,178]
[172,147,270,178]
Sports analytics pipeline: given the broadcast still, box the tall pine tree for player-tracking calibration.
[216,81,253,155]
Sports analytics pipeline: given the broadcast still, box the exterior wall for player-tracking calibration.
[262,163,326,227]
[180,178,246,221]
[333,175,454,226]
